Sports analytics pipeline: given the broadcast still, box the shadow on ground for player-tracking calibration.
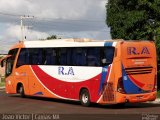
[10,94,160,109]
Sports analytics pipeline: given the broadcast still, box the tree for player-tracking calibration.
[106,0,160,40]
[47,35,58,40]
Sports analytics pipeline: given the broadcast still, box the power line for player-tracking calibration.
[34,17,105,23]
[0,11,105,23]
[0,11,21,17]
[0,11,109,42]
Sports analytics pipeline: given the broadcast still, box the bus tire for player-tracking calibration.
[19,85,25,98]
[80,89,90,107]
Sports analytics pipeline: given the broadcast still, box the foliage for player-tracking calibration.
[46,35,61,40]
[0,78,5,87]
[0,56,3,59]
[157,90,160,98]
[39,35,61,40]
[106,0,160,59]
[47,35,58,40]
[0,82,5,87]
[106,0,160,40]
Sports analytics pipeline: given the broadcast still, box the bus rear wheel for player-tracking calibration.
[18,85,25,98]
[80,89,90,107]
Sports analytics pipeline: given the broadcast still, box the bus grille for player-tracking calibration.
[103,83,114,101]
[125,66,153,75]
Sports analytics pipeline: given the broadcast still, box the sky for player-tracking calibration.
[0,0,110,53]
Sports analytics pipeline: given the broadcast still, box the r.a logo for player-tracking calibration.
[141,47,150,54]
[127,46,150,55]
[127,47,137,55]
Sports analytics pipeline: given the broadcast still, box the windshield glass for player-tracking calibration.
[6,48,18,76]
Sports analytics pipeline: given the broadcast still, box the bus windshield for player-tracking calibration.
[6,48,18,76]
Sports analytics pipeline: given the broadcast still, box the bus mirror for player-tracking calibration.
[0,59,4,67]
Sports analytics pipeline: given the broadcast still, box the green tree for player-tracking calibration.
[47,35,58,40]
[106,0,160,40]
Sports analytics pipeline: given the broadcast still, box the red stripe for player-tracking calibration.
[31,65,101,101]
[128,75,145,88]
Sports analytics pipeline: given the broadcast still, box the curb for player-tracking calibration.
[147,98,160,104]
[0,86,5,90]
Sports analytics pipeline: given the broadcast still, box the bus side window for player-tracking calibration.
[45,48,56,65]
[102,47,115,66]
[72,48,87,66]
[59,48,67,65]
[66,49,72,65]
[87,48,100,66]
[30,49,43,65]
[16,48,29,67]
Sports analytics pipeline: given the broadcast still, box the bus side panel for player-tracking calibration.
[5,66,29,95]
[28,65,60,98]
[30,65,103,101]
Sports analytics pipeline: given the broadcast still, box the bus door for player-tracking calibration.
[15,48,30,94]
[27,48,43,96]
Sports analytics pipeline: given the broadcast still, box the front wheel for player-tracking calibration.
[19,85,25,98]
[80,89,90,107]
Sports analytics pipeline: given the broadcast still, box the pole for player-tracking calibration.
[20,15,34,41]
[20,16,24,41]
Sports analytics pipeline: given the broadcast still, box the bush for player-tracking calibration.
[1,76,5,83]
[157,90,160,98]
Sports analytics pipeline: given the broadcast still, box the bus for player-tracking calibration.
[0,38,157,106]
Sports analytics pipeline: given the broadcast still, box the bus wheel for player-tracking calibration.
[19,85,25,98]
[80,89,90,107]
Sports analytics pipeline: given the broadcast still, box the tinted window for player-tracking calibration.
[16,49,29,67]
[44,48,57,65]
[8,48,18,56]
[102,47,115,66]
[16,47,115,67]
[72,48,87,66]
[30,49,43,65]
[6,48,18,76]
[87,48,101,66]
[17,48,43,67]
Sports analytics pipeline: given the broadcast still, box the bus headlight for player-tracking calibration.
[7,80,11,85]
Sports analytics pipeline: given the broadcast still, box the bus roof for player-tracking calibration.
[10,38,122,49]
[9,38,154,50]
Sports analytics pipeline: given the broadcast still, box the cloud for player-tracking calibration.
[0,0,109,34]
[0,0,110,53]
[4,24,49,40]
[0,0,107,20]
[0,24,49,52]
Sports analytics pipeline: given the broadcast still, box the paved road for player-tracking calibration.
[0,90,160,120]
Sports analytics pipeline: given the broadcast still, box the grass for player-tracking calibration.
[157,90,160,98]
[0,77,5,87]
[0,82,5,87]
